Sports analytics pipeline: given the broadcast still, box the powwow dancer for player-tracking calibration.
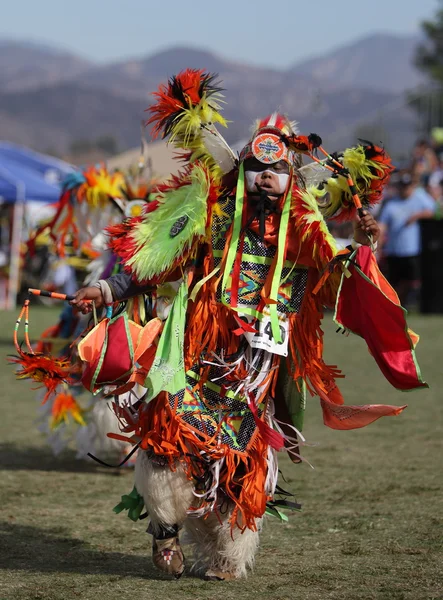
[69,70,427,580]
[26,164,154,460]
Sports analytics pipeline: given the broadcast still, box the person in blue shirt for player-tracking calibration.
[379,172,435,307]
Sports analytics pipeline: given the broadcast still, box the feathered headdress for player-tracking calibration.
[49,390,86,429]
[27,165,127,257]
[239,112,322,169]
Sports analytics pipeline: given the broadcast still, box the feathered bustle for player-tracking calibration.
[27,165,126,257]
[50,391,86,429]
[108,163,221,284]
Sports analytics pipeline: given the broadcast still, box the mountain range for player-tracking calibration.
[0,33,427,159]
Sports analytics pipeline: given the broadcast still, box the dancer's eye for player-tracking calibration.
[272,161,290,174]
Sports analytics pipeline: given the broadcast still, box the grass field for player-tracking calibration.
[0,306,442,600]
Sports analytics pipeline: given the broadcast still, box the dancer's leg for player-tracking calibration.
[184,504,262,580]
[135,450,194,577]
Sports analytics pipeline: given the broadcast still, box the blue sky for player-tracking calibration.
[0,0,439,67]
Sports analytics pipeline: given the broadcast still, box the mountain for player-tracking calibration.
[289,33,425,94]
[79,34,425,101]
[69,42,406,146]
[0,83,144,152]
[79,45,289,100]
[0,40,93,92]
[0,34,426,157]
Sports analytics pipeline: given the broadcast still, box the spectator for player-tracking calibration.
[378,172,436,309]
[427,151,443,200]
[429,177,443,218]
[410,139,438,188]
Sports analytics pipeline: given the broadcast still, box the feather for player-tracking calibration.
[9,350,78,404]
[314,142,394,222]
[146,69,235,182]
[298,162,332,187]
[253,113,299,136]
[200,125,236,175]
[284,133,322,154]
[108,164,219,283]
[27,165,126,257]
[50,391,86,429]
[147,69,224,139]
[291,185,339,269]
[107,217,143,269]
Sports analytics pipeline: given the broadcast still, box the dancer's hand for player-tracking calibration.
[353,210,380,245]
[70,286,104,314]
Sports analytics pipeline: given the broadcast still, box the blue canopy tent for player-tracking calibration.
[0,158,66,203]
[0,143,73,308]
[0,142,73,201]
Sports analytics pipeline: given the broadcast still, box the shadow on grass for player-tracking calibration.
[0,521,169,580]
[0,443,128,475]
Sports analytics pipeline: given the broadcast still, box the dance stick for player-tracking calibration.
[308,149,374,248]
[28,288,91,303]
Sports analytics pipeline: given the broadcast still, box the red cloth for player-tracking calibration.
[335,246,427,391]
[81,315,134,392]
[316,245,427,430]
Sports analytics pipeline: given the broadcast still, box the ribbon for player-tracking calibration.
[220,167,294,345]
[267,186,292,343]
[221,163,245,311]
[265,499,302,521]
[189,266,220,302]
[113,485,145,522]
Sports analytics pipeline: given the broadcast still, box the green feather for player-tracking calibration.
[265,506,289,521]
[127,164,211,281]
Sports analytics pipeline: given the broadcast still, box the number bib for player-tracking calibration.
[241,308,289,357]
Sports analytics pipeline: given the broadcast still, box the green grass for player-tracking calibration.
[0,307,442,600]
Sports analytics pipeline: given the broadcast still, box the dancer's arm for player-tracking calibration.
[352,210,380,246]
[71,272,152,314]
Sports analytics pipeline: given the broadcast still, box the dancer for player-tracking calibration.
[68,71,426,579]
[27,164,154,460]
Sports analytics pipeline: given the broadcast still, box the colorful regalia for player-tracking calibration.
[76,69,427,580]
[14,69,427,581]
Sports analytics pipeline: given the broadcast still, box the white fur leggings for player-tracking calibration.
[134,451,262,577]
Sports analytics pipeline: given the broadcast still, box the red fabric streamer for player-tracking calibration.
[335,246,428,391]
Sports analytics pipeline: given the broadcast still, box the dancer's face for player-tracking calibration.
[243,158,290,198]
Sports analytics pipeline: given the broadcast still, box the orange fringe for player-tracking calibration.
[116,392,272,532]
[288,271,344,402]
[185,244,240,377]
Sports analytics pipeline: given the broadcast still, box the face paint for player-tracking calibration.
[245,170,290,195]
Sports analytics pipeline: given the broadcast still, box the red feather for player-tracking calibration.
[106,217,142,272]
[363,144,394,205]
[146,69,222,139]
